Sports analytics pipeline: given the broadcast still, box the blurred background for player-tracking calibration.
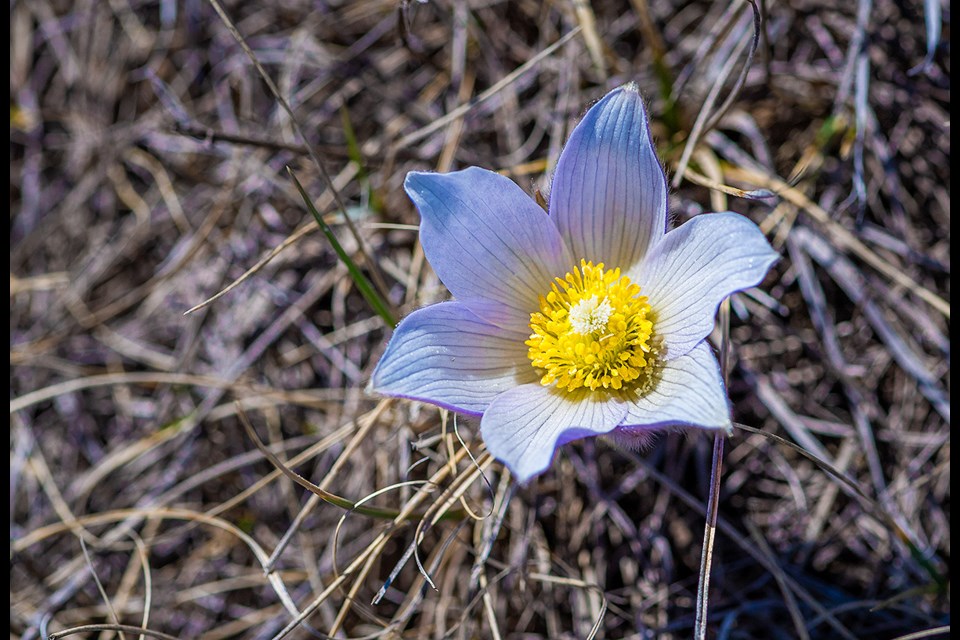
[10,1,949,638]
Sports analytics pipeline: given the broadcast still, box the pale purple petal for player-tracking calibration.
[614,341,731,446]
[480,384,628,483]
[633,212,778,359]
[549,83,667,271]
[370,302,535,415]
[406,168,571,330]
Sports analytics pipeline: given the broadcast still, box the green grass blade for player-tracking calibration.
[340,104,384,214]
[288,167,397,328]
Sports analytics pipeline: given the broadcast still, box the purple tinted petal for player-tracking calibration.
[480,384,627,483]
[406,168,571,330]
[549,83,667,271]
[615,342,731,446]
[370,302,535,415]
[634,212,778,359]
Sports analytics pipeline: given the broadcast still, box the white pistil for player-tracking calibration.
[568,295,613,335]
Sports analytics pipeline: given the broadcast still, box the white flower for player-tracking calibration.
[371,84,779,483]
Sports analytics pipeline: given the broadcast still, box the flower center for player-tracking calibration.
[526,259,659,393]
[568,295,613,335]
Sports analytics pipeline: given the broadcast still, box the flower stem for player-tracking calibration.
[695,298,730,638]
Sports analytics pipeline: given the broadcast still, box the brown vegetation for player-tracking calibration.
[11,1,949,638]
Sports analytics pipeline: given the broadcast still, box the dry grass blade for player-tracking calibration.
[682,166,776,200]
[908,0,942,76]
[735,423,946,590]
[14,507,306,622]
[673,0,760,187]
[622,448,860,640]
[183,163,357,316]
[10,372,238,413]
[237,402,420,520]
[727,165,950,317]
[47,625,179,640]
[77,537,126,640]
[526,573,608,640]
[265,450,473,640]
[891,626,951,640]
[205,0,390,301]
[394,27,582,150]
[571,0,607,76]
[262,407,389,573]
[327,479,436,636]
[743,519,811,640]
[131,532,153,640]
[793,226,949,421]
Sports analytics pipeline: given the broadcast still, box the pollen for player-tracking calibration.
[527,260,659,393]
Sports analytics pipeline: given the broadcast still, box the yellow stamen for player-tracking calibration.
[526,260,659,393]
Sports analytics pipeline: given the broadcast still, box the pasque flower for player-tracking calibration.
[371,84,778,483]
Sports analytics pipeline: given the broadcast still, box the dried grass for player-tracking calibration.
[11,1,949,638]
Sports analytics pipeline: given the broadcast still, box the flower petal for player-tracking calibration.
[549,83,667,271]
[370,302,535,415]
[480,384,628,483]
[614,341,731,446]
[406,168,572,330]
[634,212,778,359]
